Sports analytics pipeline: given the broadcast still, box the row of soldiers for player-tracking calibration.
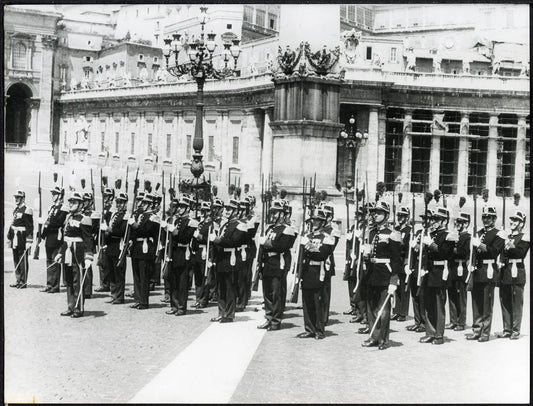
[7,180,530,348]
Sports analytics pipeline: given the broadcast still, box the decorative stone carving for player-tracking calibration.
[405,48,416,72]
[276,43,303,77]
[41,35,57,49]
[341,29,361,64]
[303,42,341,77]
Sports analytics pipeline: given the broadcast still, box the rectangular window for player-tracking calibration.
[232,137,239,164]
[147,133,153,155]
[115,132,119,154]
[84,69,90,79]
[243,5,254,23]
[410,134,431,193]
[439,136,459,195]
[208,135,214,162]
[166,134,171,158]
[60,66,67,81]
[340,4,347,19]
[100,132,105,152]
[348,5,356,22]
[186,135,192,159]
[130,132,135,155]
[268,13,277,30]
[13,42,27,69]
[390,47,397,62]
[384,121,403,191]
[366,47,372,60]
[356,6,365,25]
[63,130,68,149]
[256,9,265,27]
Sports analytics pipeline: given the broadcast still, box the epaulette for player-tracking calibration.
[188,218,199,228]
[323,235,335,245]
[237,221,248,232]
[60,204,70,212]
[123,213,131,221]
[496,230,508,240]
[521,234,530,243]
[330,228,341,238]
[91,211,101,219]
[282,225,296,236]
[25,207,33,215]
[81,215,93,226]
[150,214,160,223]
[389,230,403,243]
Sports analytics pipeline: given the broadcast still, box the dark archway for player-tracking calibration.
[5,82,32,145]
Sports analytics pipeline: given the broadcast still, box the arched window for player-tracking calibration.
[13,42,27,69]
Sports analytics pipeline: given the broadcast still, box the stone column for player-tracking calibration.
[457,112,470,197]
[366,107,379,199]
[486,114,499,197]
[429,111,445,192]
[514,115,527,196]
[28,98,40,149]
[401,110,413,192]
[377,107,387,183]
[260,107,274,181]
[241,109,262,191]
[120,112,127,166]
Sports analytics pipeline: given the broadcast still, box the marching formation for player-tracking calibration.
[6,170,530,350]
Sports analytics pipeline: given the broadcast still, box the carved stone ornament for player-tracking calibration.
[275,43,303,77]
[303,42,341,77]
[341,29,361,64]
[432,116,448,132]
[41,35,57,49]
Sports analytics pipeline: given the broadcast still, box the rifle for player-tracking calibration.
[465,193,477,288]
[404,191,416,291]
[289,176,307,303]
[96,170,107,267]
[161,184,175,278]
[155,170,165,264]
[416,182,431,296]
[90,169,95,210]
[33,171,43,259]
[251,174,265,291]
[352,182,366,295]
[117,168,139,267]
[346,174,357,279]
[125,166,129,195]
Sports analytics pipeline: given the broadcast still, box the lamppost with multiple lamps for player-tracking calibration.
[163,6,241,207]
[337,115,368,190]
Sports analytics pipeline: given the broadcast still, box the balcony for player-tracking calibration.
[6,68,40,81]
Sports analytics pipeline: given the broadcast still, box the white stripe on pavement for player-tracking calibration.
[130,307,266,404]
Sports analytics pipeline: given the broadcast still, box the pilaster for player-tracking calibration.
[514,115,527,196]
[457,112,470,196]
[401,110,413,192]
[429,110,445,192]
[486,114,499,197]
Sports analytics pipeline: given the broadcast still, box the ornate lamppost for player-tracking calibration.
[337,115,368,188]
[163,6,241,204]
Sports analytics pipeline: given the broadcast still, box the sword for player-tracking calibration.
[75,263,91,310]
[13,246,31,274]
[368,293,393,338]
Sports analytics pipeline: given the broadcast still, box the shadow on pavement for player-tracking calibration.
[326,318,343,326]
[87,293,111,299]
[324,330,339,337]
[82,310,107,318]
[280,322,299,330]
[281,312,300,320]
[234,315,253,322]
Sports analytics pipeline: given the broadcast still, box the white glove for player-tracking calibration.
[209,233,216,242]
[353,229,362,239]
[361,244,373,256]
[387,284,397,294]
[100,223,108,232]
[446,231,459,242]
[300,236,309,245]
[161,221,168,228]
[127,217,135,225]
[167,223,176,233]
[38,216,46,225]
[422,235,433,246]
[258,236,267,245]
[404,264,411,274]
[193,229,200,239]
[84,258,92,269]
[54,253,62,263]
[471,237,481,248]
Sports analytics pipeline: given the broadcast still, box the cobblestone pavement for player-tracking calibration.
[3,164,530,403]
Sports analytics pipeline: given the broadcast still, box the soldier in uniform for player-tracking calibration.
[54,192,94,317]
[81,192,99,298]
[419,207,454,345]
[125,191,146,300]
[234,199,252,312]
[190,201,213,309]
[128,193,160,310]
[280,202,295,310]
[496,210,530,340]
[208,197,224,303]
[298,208,336,340]
[360,201,401,350]
[165,197,198,315]
[391,206,412,322]
[95,187,115,293]
[244,196,260,308]
[344,205,365,322]
[39,186,68,293]
[257,199,297,331]
[150,191,163,291]
[319,202,340,325]
[101,192,128,304]
[466,206,506,342]
[211,199,248,323]
[8,190,34,288]
[445,212,471,332]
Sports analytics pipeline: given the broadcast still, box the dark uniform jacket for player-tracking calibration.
[301,228,336,290]
[500,232,530,285]
[59,212,94,264]
[409,229,430,281]
[83,208,101,254]
[448,231,471,283]
[103,210,128,257]
[191,217,213,263]
[8,204,34,248]
[322,223,340,277]
[344,224,364,280]
[397,224,412,269]
[169,215,198,267]
[129,211,160,260]
[261,222,297,278]
[213,218,248,273]
[425,228,454,288]
[366,225,402,287]
[41,203,68,248]
[474,227,505,283]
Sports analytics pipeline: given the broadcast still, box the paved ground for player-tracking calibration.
[3,161,530,403]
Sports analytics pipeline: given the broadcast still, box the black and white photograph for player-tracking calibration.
[3,3,530,403]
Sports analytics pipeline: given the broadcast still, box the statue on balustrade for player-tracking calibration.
[70,76,78,91]
[405,48,416,72]
[73,115,90,150]
[432,53,442,74]
[139,66,149,83]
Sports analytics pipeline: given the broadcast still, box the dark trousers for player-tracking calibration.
[209,267,218,301]
[169,265,189,313]
[217,271,236,319]
[367,285,391,344]
[471,282,495,338]
[131,259,150,306]
[347,277,357,313]
[262,275,284,327]
[83,265,93,296]
[499,284,524,334]
[423,286,446,339]
[104,253,125,302]
[65,264,84,314]
[321,274,332,324]
[191,259,209,306]
[409,276,426,326]
[151,261,161,285]
[244,257,253,307]
[98,250,110,289]
[302,288,325,335]
[45,245,61,291]
[13,246,29,284]
[281,270,288,312]
[394,273,410,317]
[235,264,247,310]
[447,279,467,327]
[354,278,368,322]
